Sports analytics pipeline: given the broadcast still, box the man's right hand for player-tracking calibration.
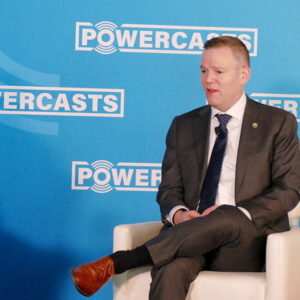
[173,210,201,225]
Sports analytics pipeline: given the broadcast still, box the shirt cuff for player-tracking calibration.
[238,207,252,220]
[166,205,189,225]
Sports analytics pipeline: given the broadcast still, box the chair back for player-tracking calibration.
[288,201,300,228]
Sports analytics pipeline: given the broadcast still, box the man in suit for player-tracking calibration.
[70,36,300,299]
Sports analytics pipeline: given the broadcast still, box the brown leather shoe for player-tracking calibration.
[70,256,115,297]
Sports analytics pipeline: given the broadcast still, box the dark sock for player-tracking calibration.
[109,245,153,274]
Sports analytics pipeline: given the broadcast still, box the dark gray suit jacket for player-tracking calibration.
[157,97,300,235]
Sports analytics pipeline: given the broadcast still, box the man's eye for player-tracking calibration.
[201,69,206,74]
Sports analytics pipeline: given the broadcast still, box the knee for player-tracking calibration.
[215,205,245,226]
[212,205,257,241]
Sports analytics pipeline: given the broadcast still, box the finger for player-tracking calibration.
[188,210,201,216]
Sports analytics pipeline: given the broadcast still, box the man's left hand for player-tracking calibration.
[201,205,220,216]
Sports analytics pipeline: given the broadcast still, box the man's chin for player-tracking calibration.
[206,97,220,107]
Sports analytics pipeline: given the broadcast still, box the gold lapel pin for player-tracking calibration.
[252,123,258,128]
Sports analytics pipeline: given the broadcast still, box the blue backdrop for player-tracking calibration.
[1,1,300,299]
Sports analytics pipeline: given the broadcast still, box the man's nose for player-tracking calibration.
[203,72,214,83]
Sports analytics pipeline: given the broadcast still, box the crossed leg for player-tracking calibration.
[70,205,266,298]
[146,205,266,300]
[149,257,204,300]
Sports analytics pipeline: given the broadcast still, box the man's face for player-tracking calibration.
[200,46,250,112]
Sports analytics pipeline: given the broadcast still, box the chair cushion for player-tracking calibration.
[114,267,152,300]
[187,271,266,300]
[114,267,266,300]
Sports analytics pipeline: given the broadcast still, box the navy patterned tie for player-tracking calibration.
[198,114,232,214]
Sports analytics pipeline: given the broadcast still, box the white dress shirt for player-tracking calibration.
[167,93,251,224]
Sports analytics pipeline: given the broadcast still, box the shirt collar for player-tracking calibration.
[211,93,247,121]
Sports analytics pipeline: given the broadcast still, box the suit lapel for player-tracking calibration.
[193,105,211,190]
[235,98,264,201]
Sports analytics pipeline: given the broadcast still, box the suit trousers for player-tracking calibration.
[145,205,267,300]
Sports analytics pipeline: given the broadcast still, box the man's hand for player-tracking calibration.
[173,210,201,225]
[173,205,220,225]
[201,205,219,216]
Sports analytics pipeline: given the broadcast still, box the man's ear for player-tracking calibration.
[240,65,251,85]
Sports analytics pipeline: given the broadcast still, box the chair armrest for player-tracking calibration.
[288,201,300,228]
[113,221,163,252]
[266,229,300,300]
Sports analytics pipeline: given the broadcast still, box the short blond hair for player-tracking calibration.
[204,36,250,67]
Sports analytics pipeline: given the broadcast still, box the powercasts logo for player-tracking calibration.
[75,21,258,56]
[0,86,124,117]
[251,93,300,122]
[72,160,161,193]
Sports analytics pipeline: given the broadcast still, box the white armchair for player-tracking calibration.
[113,203,300,300]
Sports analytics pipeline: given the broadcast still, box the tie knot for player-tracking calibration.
[216,114,231,130]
